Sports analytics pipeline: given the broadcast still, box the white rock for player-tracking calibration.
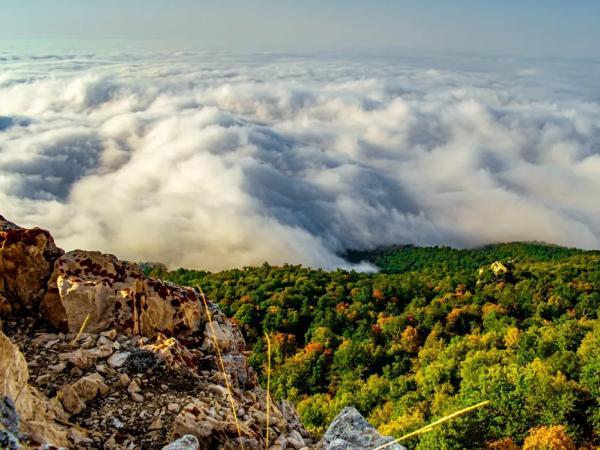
[96,335,115,347]
[288,430,306,449]
[317,407,406,450]
[86,345,114,359]
[108,351,130,369]
[162,435,200,450]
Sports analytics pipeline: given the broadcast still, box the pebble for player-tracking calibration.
[148,418,162,430]
[119,373,131,388]
[48,361,67,373]
[127,380,141,394]
[100,329,118,340]
[108,351,131,369]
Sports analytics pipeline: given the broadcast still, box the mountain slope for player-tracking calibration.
[151,244,600,449]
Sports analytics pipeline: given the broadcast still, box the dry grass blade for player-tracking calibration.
[373,400,492,450]
[197,285,245,450]
[264,332,272,450]
[71,313,91,343]
[14,382,26,402]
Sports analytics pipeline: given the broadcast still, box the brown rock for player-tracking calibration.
[0,215,64,320]
[141,333,201,370]
[60,349,94,369]
[86,344,115,359]
[44,250,202,336]
[48,361,68,373]
[100,328,118,339]
[31,332,60,347]
[149,418,163,430]
[59,384,86,414]
[1,215,312,449]
[0,327,69,446]
[72,373,110,401]
[118,373,131,387]
[127,379,141,394]
[287,430,306,449]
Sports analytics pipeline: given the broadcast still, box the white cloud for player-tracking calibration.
[0,52,599,270]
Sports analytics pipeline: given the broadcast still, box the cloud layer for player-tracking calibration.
[1,51,599,270]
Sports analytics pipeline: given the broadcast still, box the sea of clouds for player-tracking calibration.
[1,47,599,270]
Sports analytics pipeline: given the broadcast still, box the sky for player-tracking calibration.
[1,0,600,58]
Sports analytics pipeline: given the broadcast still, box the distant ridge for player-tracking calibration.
[344,241,600,274]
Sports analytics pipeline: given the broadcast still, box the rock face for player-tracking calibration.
[0,215,63,318]
[0,215,312,449]
[43,249,203,336]
[317,407,405,450]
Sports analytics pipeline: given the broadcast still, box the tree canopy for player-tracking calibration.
[146,243,600,449]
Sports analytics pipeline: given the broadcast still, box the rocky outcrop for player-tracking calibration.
[0,215,312,449]
[43,250,203,336]
[3,317,310,449]
[0,215,63,318]
[316,407,405,450]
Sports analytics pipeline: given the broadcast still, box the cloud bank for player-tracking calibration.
[1,51,599,270]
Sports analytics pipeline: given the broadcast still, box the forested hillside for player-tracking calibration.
[146,243,600,449]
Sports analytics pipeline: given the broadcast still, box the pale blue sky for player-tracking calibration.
[1,1,599,58]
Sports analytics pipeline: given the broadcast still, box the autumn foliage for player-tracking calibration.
[150,243,600,448]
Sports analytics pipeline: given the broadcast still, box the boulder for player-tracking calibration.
[0,215,64,319]
[44,250,202,336]
[317,407,405,450]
